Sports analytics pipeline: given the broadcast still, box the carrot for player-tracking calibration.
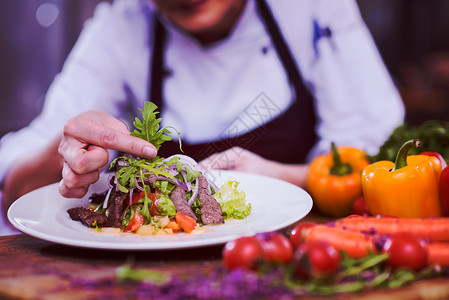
[303,224,377,258]
[301,219,449,267]
[427,242,449,266]
[335,215,449,242]
[175,212,197,233]
[165,220,182,232]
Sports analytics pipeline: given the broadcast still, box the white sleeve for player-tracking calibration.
[308,0,405,157]
[271,0,405,158]
[0,0,143,183]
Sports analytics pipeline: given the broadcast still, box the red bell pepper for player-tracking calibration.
[440,166,449,216]
[421,151,449,216]
[421,151,447,169]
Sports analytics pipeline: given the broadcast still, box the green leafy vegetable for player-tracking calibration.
[116,265,170,285]
[164,156,201,182]
[110,156,177,193]
[370,120,449,163]
[155,194,177,218]
[214,180,251,220]
[131,102,175,150]
[138,186,153,221]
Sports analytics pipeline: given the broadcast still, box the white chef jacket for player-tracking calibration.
[0,0,404,235]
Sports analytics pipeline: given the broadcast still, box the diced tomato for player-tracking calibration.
[131,192,146,204]
[165,220,182,232]
[131,191,159,215]
[149,193,159,215]
[124,211,144,232]
[175,212,197,233]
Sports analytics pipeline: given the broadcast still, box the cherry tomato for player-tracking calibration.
[352,196,371,216]
[257,232,293,264]
[124,211,144,232]
[223,236,265,270]
[383,233,428,272]
[289,222,316,248]
[293,240,341,280]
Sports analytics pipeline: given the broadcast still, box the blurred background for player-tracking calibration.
[0,0,449,139]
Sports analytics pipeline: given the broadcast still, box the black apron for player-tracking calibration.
[148,0,317,164]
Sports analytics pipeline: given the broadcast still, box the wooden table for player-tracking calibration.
[1,212,449,300]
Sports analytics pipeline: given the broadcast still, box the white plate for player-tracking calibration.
[8,170,312,250]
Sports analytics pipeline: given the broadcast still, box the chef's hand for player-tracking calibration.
[199,146,309,188]
[200,147,271,174]
[58,110,157,198]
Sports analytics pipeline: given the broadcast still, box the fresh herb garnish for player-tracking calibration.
[110,156,177,193]
[130,101,180,150]
[108,102,192,222]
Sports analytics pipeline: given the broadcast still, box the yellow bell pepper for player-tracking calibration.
[361,139,442,218]
[307,143,370,217]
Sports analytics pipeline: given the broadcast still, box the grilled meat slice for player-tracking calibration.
[170,185,197,221]
[67,207,107,228]
[198,175,224,225]
[107,189,128,227]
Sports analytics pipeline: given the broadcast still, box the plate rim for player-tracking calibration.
[8,170,313,250]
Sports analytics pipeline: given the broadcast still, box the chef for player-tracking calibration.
[0,0,404,234]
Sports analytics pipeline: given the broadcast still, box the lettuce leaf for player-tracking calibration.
[214,180,251,220]
[156,194,177,218]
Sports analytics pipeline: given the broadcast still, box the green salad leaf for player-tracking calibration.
[214,180,251,220]
[110,156,177,193]
[131,102,174,150]
[156,194,177,218]
[370,120,449,163]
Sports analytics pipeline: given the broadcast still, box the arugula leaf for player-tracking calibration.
[130,102,179,150]
[108,102,189,222]
[139,185,152,221]
[111,156,178,193]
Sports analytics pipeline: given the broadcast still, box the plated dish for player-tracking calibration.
[8,170,312,250]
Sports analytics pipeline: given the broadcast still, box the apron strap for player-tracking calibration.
[255,0,311,104]
[148,15,166,110]
[147,0,317,163]
[149,0,314,110]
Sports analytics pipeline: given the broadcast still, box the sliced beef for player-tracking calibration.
[107,189,128,228]
[170,186,197,221]
[197,175,224,225]
[67,207,107,228]
[89,191,108,204]
[67,207,83,221]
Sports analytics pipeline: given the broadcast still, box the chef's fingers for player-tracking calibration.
[63,114,157,159]
[59,137,109,175]
[59,179,89,198]
[61,161,100,189]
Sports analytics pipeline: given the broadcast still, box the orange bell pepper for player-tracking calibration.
[361,139,442,218]
[306,143,370,217]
